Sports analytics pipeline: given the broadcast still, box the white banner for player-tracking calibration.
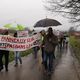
[0,33,41,51]
[17,31,29,37]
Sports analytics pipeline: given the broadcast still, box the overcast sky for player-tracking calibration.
[0,0,78,31]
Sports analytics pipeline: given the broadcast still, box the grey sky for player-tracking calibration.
[0,0,77,31]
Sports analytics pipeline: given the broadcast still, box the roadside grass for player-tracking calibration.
[3,49,33,63]
[69,36,80,62]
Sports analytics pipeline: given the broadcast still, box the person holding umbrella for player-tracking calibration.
[43,27,58,74]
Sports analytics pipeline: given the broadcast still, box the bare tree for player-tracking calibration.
[45,0,80,25]
[69,26,75,32]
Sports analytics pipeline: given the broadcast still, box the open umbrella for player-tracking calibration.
[4,23,25,31]
[34,18,61,27]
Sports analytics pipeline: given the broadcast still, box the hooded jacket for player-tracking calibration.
[43,34,58,53]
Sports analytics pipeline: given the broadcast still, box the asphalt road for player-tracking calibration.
[0,46,80,80]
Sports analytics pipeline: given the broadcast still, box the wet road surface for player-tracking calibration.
[0,47,80,80]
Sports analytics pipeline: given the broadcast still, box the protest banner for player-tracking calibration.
[0,33,41,51]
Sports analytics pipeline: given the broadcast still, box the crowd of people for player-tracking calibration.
[0,27,69,74]
[33,27,69,74]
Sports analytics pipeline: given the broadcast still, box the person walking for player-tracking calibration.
[0,31,9,72]
[65,36,69,49]
[32,31,40,59]
[43,27,58,73]
[14,32,22,67]
[40,30,46,64]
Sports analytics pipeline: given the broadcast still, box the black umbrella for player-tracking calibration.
[34,18,61,27]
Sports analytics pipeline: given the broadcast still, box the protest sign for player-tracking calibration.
[0,33,41,51]
[17,31,29,37]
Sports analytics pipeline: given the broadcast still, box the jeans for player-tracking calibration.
[14,51,22,64]
[44,51,55,72]
[33,47,38,58]
[41,47,45,63]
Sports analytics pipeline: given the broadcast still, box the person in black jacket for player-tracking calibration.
[0,31,9,72]
[43,27,58,73]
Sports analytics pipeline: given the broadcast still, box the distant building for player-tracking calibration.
[70,31,80,38]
